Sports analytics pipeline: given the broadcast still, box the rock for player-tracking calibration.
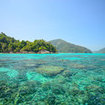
[62,70,72,77]
[37,50,51,54]
[69,63,86,69]
[35,66,64,76]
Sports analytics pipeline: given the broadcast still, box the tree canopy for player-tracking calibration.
[0,32,57,53]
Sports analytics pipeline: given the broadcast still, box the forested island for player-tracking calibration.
[0,32,57,53]
[0,32,92,53]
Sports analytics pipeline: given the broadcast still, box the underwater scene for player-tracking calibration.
[0,53,105,105]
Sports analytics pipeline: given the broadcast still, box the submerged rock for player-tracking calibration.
[36,66,64,76]
[62,70,72,77]
[70,63,86,69]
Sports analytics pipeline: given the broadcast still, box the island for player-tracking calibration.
[0,32,57,54]
[0,32,92,54]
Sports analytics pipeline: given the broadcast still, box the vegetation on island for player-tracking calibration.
[0,32,93,53]
[50,39,92,53]
[0,32,57,53]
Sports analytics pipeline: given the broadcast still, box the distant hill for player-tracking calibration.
[95,48,105,53]
[49,39,92,53]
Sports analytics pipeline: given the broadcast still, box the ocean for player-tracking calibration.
[0,53,105,105]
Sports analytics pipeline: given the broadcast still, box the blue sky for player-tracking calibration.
[0,0,105,51]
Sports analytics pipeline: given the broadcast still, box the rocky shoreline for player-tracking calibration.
[0,50,53,54]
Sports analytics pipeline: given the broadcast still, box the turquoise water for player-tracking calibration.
[0,53,105,105]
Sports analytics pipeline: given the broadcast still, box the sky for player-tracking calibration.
[0,0,105,51]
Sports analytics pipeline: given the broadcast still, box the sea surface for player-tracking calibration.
[0,53,105,105]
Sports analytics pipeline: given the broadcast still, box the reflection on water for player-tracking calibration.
[0,53,105,105]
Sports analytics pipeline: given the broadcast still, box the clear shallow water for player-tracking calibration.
[0,53,105,105]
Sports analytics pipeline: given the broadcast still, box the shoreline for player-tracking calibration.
[0,53,105,54]
[0,52,56,54]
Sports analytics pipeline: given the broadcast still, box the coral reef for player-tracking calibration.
[35,65,64,76]
[0,53,105,105]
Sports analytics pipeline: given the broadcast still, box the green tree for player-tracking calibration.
[0,32,57,53]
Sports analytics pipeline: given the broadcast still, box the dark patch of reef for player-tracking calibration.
[0,76,105,105]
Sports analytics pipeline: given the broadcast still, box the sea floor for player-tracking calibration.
[0,53,105,105]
